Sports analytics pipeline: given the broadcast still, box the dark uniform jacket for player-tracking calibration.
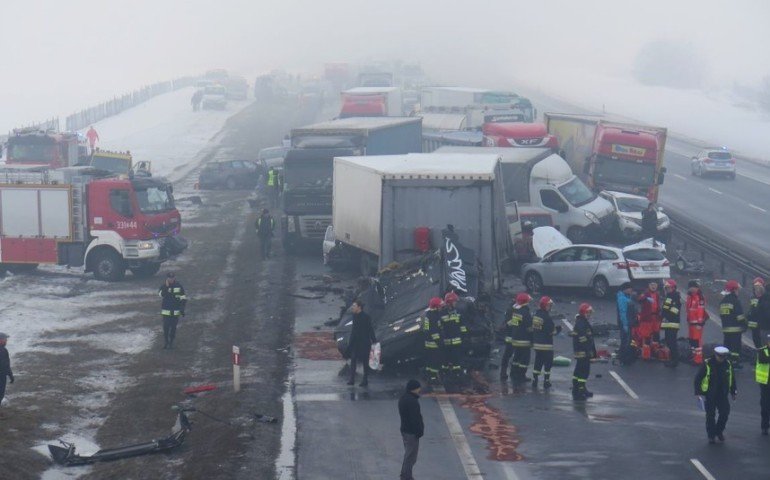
[532,308,558,350]
[398,391,424,438]
[346,312,376,359]
[0,346,13,381]
[256,214,275,238]
[423,309,443,349]
[159,282,187,316]
[440,308,468,346]
[748,292,770,330]
[694,357,737,398]
[719,292,746,333]
[505,304,533,347]
[571,315,596,359]
[661,291,682,329]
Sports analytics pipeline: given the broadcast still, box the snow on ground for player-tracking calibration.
[516,68,770,159]
[81,87,251,178]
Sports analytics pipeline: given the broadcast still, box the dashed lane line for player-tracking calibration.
[708,187,723,195]
[672,173,688,181]
[690,459,717,480]
[561,318,574,332]
[609,370,639,400]
[749,203,767,213]
[436,396,485,479]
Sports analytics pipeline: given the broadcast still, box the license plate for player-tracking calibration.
[642,266,659,272]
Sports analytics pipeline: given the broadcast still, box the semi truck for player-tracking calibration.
[482,122,558,149]
[420,87,536,124]
[5,128,80,169]
[339,87,403,118]
[281,117,422,252]
[436,147,615,243]
[544,113,667,201]
[328,153,509,289]
[0,167,185,280]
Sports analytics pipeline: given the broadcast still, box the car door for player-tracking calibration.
[539,247,579,286]
[568,246,601,286]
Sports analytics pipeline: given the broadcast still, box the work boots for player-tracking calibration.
[543,375,552,389]
[572,379,587,401]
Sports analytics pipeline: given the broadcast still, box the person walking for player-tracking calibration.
[255,209,275,259]
[440,291,468,382]
[500,293,533,384]
[755,334,770,435]
[661,279,682,367]
[531,296,560,389]
[398,379,424,480]
[0,333,14,419]
[687,280,708,363]
[720,280,746,368]
[641,202,658,245]
[571,303,597,400]
[422,297,444,384]
[191,89,203,111]
[85,125,100,154]
[159,273,186,349]
[694,346,737,443]
[616,282,636,365]
[266,167,279,208]
[345,300,376,387]
[747,278,769,349]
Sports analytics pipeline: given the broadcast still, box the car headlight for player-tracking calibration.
[137,241,155,250]
[584,211,600,224]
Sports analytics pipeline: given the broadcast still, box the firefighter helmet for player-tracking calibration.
[428,297,444,309]
[515,293,532,305]
[444,291,460,306]
[539,296,553,309]
[754,277,766,287]
[724,280,741,293]
[579,303,593,316]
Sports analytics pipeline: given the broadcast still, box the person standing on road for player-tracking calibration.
[639,281,662,346]
[661,279,682,367]
[571,303,597,400]
[440,291,468,382]
[694,346,737,443]
[747,277,770,349]
[687,280,708,363]
[191,89,203,111]
[641,202,658,245]
[345,300,376,387]
[398,379,424,480]
[266,167,279,208]
[85,125,100,154]
[159,273,187,349]
[616,283,635,365]
[720,280,746,368]
[0,333,14,419]
[755,334,770,435]
[255,209,275,259]
[500,293,533,384]
[532,296,560,389]
[422,297,444,384]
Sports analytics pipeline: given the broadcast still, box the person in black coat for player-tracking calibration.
[641,202,658,245]
[398,379,424,480]
[694,346,737,443]
[0,333,14,418]
[345,300,376,387]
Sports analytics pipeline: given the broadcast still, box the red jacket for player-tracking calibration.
[687,292,707,325]
[639,290,660,322]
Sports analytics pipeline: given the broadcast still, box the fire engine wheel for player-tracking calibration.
[130,262,161,278]
[92,250,126,282]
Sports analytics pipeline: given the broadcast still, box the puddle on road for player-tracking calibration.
[294,331,342,360]
[460,395,524,462]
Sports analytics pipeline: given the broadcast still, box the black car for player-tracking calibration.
[198,160,261,190]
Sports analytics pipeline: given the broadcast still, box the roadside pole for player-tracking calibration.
[233,346,241,392]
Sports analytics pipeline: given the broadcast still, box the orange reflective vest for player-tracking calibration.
[687,293,706,325]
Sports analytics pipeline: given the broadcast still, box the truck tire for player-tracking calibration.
[92,249,126,281]
[130,262,161,278]
[567,226,589,243]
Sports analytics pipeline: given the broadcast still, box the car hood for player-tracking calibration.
[532,226,572,258]
[582,195,615,217]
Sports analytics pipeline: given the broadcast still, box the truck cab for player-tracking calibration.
[87,150,134,176]
[339,87,402,118]
[202,85,228,110]
[591,125,664,199]
[483,122,558,149]
[6,129,79,169]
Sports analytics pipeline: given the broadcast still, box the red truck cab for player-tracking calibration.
[483,122,558,149]
[591,126,662,200]
[340,93,386,117]
[6,129,79,169]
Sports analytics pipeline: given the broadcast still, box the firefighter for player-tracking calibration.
[687,280,708,357]
[531,296,561,389]
[571,303,597,401]
[720,280,746,368]
[440,291,468,381]
[756,334,770,435]
[694,346,737,443]
[661,279,682,367]
[159,273,187,349]
[747,277,769,349]
[500,293,533,383]
[422,297,444,384]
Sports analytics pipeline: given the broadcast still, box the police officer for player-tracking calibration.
[571,303,597,401]
[422,297,444,384]
[756,334,770,435]
[266,167,279,208]
[748,278,769,349]
[0,333,14,418]
[500,293,533,384]
[159,273,187,349]
[532,296,560,389]
[440,291,468,381]
[720,280,746,368]
[694,346,737,443]
[661,279,682,367]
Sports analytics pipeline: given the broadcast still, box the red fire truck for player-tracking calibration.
[5,128,81,169]
[482,122,559,149]
[0,167,186,280]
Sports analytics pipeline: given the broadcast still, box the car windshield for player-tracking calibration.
[135,186,174,213]
[557,177,596,207]
[616,196,649,213]
[624,248,665,261]
[91,156,130,174]
[284,160,333,190]
[708,151,732,160]
[8,143,57,163]
[595,155,656,186]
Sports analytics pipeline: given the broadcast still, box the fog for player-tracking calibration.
[2,0,768,132]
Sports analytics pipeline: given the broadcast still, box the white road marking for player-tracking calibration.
[672,173,688,181]
[295,393,341,402]
[609,370,639,400]
[708,187,723,195]
[500,462,521,480]
[749,203,767,213]
[561,318,574,332]
[437,396,484,479]
[690,458,717,480]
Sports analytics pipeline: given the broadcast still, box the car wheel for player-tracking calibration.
[525,271,543,294]
[592,276,609,298]
[225,177,237,190]
[567,226,589,243]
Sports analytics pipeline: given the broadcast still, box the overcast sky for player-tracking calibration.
[1,0,768,132]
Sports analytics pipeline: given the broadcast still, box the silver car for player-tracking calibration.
[522,227,670,298]
[691,148,736,179]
